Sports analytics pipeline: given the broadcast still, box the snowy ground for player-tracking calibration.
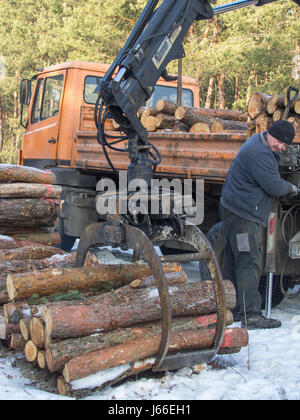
[0,247,300,401]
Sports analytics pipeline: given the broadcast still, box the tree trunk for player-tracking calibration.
[247,92,272,120]
[45,311,233,372]
[172,120,189,132]
[0,198,60,227]
[205,77,215,109]
[0,235,18,249]
[6,261,181,301]
[0,245,65,262]
[3,302,43,324]
[63,327,248,383]
[0,164,55,184]
[175,106,218,127]
[0,183,62,199]
[45,280,236,339]
[10,333,26,351]
[217,74,226,109]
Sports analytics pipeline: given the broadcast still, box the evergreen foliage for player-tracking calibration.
[0,0,299,163]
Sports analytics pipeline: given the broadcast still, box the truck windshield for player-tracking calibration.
[84,76,194,108]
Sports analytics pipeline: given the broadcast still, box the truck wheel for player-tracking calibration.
[58,216,77,252]
[201,222,289,308]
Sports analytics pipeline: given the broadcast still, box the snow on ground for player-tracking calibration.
[0,247,300,400]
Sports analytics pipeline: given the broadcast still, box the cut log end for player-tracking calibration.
[25,340,38,362]
[6,274,16,301]
[29,317,45,348]
[19,319,29,341]
[37,351,46,369]
[57,376,70,396]
[62,365,70,384]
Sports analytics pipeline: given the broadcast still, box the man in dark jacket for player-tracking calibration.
[220,120,298,330]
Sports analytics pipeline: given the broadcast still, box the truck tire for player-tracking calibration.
[201,222,288,308]
[58,216,77,252]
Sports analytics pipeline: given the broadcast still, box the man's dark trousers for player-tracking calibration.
[220,204,262,315]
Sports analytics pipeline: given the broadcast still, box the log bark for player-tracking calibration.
[0,183,62,199]
[45,280,236,339]
[269,94,285,108]
[181,107,248,122]
[0,198,60,227]
[172,120,190,132]
[212,119,253,133]
[6,261,181,301]
[129,271,187,289]
[3,302,43,324]
[155,114,176,130]
[0,252,78,284]
[247,92,272,120]
[45,311,233,373]
[155,100,180,116]
[0,164,55,184]
[0,245,65,262]
[10,333,26,351]
[0,235,18,249]
[63,327,248,383]
[175,106,217,127]
[0,228,60,248]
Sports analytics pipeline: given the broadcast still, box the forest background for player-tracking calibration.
[0,0,299,163]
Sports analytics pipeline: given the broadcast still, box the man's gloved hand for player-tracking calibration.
[287,184,300,199]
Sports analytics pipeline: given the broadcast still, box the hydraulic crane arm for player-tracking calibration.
[96,0,299,185]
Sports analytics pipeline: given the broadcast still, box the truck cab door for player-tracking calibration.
[22,70,67,169]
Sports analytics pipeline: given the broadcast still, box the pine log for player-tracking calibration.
[273,109,283,121]
[255,113,272,131]
[0,321,20,340]
[0,289,9,305]
[29,317,45,349]
[0,253,78,284]
[0,228,61,247]
[269,94,285,108]
[0,245,65,262]
[155,100,180,116]
[284,97,300,114]
[0,198,60,227]
[266,101,282,115]
[3,302,43,324]
[129,271,187,289]
[45,280,236,339]
[247,92,272,120]
[175,106,217,127]
[287,115,300,140]
[19,319,30,341]
[140,108,159,127]
[0,235,18,249]
[45,311,233,373]
[6,261,181,301]
[37,351,47,369]
[0,183,62,199]
[144,116,157,132]
[212,119,253,133]
[0,164,55,184]
[25,340,38,362]
[175,106,249,125]
[63,327,248,383]
[10,333,26,351]
[189,122,211,133]
[172,120,190,132]
[155,114,176,130]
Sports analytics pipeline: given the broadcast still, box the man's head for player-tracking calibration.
[267,120,295,153]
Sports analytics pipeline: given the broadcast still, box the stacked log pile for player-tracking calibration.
[0,253,249,397]
[138,100,254,136]
[0,164,65,304]
[247,92,300,140]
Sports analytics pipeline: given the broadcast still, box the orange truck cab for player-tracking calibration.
[18,61,201,248]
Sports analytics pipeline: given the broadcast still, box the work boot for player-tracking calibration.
[241,313,281,330]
